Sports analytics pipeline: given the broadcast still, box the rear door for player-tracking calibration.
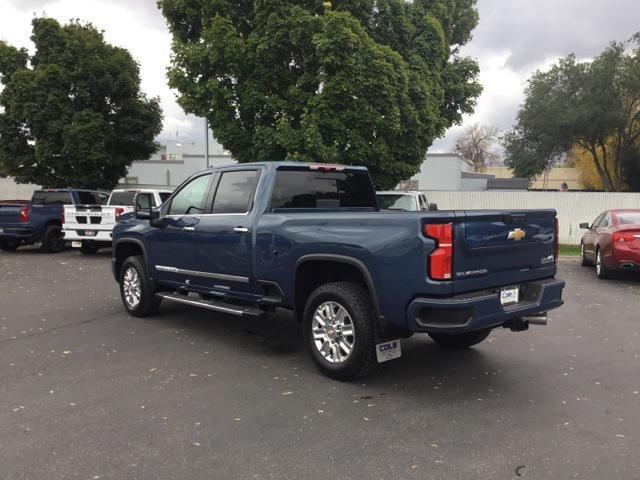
[452,209,557,294]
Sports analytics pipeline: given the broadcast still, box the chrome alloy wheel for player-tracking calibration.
[123,266,142,309]
[312,301,356,364]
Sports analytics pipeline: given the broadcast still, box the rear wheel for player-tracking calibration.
[80,241,100,255]
[580,243,591,266]
[0,240,19,252]
[41,224,64,253]
[429,328,491,349]
[595,248,612,279]
[303,282,376,380]
[119,255,162,317]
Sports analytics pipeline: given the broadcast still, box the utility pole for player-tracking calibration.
[205,118,210,168]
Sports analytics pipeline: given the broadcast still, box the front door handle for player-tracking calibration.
[233,226,249,233]
[183,226,196,232]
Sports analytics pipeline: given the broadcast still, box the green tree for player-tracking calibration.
[0,18,163,190]
[503,37,640,191]
[159,0,481,189]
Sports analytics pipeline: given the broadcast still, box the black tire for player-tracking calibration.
[119,255,162,317]
[580,242,591,267]
[595,248,612,279]
[41,224,64,253]
[80,241,100,255]
[0,240,19,252]
[429,328,491,349]
[303,282,376,381]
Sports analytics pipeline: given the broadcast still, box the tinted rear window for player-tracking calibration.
[271,169,376,210]
[212,170,261,214]
[32,191,72,205]
[109,191,138,206]
[159,192,172,203]
[617,213,640,225]
[77,191,108,205]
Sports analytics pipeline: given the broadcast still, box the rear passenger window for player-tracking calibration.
[31,191,72,205]
[212,170,260,214]
[270,169,376,209]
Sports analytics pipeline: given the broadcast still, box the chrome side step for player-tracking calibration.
[157,293,264,317]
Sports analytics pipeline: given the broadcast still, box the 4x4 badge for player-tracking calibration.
[508,228,526,241]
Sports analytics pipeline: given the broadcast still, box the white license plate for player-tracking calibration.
[72,241,82,248]
[500,286,520,306]
[376,340,402,363]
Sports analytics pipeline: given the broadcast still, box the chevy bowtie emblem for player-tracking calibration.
[508,228,526,241]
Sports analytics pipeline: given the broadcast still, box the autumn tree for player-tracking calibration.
[0,18,162,190]
[455,123,499,172]
[159,0,482,189]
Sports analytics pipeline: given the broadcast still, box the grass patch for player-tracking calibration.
[559,244,580,256]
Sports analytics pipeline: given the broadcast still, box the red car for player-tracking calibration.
[580,209,640,279]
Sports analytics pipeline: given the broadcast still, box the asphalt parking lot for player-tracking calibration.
[1,250,639,479]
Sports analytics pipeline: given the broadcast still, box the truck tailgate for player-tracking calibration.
[0,204,23,224]
[64,205,123,227]
[452,210,557,294]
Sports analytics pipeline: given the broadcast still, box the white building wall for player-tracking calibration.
[0,177,40,200]
[424,190,640,245]
[410,154,472,190]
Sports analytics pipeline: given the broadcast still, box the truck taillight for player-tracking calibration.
[115,207,125,222]
[554,218,559,263]
[424,223,453,281]
[19,206,30,223]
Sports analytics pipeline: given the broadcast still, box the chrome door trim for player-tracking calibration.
[156,265,249,284]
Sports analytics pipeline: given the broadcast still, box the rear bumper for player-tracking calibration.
[63,229,113,243]
[0,227,34,241]
[406,277,565,334]
[611,245,640,270]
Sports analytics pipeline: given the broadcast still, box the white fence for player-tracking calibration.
[425,191,640,245]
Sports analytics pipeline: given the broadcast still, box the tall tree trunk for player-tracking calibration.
[589,145,614,191]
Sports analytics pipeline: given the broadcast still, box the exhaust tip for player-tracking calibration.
[522,313,548,326]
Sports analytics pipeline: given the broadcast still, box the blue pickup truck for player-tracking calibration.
[0,189,108,253]
[112,162,565,379]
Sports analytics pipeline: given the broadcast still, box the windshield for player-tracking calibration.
[376,194,417,211]
[617,213,640,225]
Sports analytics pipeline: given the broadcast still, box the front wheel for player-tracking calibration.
[303,282,376,380]
[41,224,64,253]
[119,255,162,317]
[429,328,491,349]
[580,243,591,266]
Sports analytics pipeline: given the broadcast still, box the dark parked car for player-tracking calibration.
[112,161,564,380]
[580,209,640,279]
[0,189,108,252]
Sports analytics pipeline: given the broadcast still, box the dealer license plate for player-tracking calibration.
[500,286,520,306]
[376,340,402,363]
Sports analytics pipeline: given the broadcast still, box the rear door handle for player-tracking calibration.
[233,227,249,233]
[183,226,196,232]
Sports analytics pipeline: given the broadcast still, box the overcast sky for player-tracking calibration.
[1,0,639,153]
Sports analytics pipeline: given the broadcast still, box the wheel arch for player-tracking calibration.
[114,238,148,283]
[293,254,381,321]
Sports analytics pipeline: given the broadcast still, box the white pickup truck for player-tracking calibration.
[63,188,172,254]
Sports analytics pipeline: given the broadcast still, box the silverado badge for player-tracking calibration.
[508,228,526,241]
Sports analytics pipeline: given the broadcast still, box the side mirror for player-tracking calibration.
[428,203,438,211]
[579,222,590,229]
[134,192,160,226]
